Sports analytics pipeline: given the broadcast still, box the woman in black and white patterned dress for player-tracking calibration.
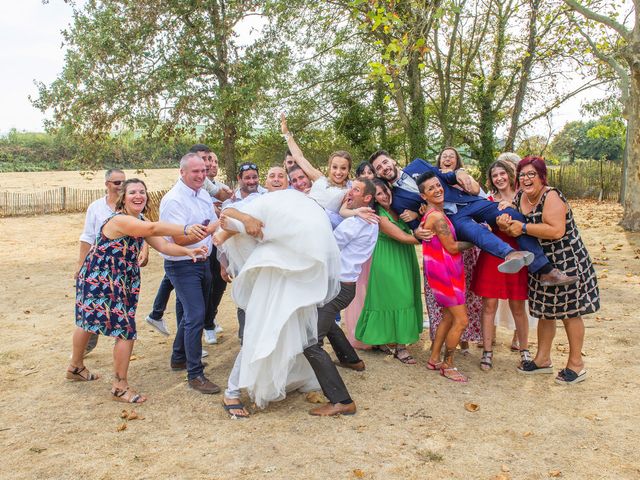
[497,156,599,385]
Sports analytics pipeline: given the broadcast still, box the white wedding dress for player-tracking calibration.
[219,189,341,408]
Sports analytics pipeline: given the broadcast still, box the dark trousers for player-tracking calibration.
[236,308,246,344]
[148,274,174,321]
[204,246,227,330]
[164,259,212,380]
[449,202,549,273]
[303,282,360,404]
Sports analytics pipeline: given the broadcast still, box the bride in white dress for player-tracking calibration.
[217,187,341,411]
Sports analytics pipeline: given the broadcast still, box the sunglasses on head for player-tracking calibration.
[238,163,258,174]
[108,180,124,186]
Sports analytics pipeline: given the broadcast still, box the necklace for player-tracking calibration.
[524,189,543,208]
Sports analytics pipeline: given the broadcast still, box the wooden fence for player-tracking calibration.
[0,187,169,219]
[547,161,622,202]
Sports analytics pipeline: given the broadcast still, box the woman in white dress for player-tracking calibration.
[216,186,341,416]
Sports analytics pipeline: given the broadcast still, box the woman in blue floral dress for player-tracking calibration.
[68,179,210,403]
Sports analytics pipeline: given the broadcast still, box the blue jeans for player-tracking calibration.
[449,201,549,273]
[148,274,174,321]
[164,259,212,380]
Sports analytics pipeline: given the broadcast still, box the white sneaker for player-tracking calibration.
[203,329,218,344]
[146,316,170,336]
[201,349,209,358]
[213,324,224,334]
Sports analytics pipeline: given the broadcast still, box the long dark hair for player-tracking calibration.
[115,178,149,215]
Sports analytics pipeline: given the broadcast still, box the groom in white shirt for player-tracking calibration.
[304,177,379,416]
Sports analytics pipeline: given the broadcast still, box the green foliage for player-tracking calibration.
[550,115,625,162]
[0,128,199,173]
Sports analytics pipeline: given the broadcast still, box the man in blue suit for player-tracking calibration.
[369,150,577,287]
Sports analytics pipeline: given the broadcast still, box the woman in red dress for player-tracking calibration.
[471,157,531,370]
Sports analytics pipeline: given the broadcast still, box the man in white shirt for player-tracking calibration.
[77,168,148,354]
[303,177,379,417]
[191,144,232,345]
[221,162,267,208]
[160,153,220,394]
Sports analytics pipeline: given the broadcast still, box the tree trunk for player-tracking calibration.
[505,0,539,151]
[407,53,427,159]
[620,70,640,230]
[221,109,237,186]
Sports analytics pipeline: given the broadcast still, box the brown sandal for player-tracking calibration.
[394,348,417,365]
[111,386,146,404]
[66,366,99,381]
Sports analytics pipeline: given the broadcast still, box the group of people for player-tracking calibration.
[67,115,600,416]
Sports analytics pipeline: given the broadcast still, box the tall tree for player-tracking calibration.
[33,0,284,175]
[563,0,640,230]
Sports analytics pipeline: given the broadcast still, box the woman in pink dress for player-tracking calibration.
[419,171,473,383]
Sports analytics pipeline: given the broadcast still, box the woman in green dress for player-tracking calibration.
[355,178,425,364]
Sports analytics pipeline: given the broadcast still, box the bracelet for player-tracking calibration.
[183,224,189,236]
[521,223,527,235]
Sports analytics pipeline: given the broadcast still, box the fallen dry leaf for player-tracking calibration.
[548,470,562,477]
[120,409,128,419]
[127,411,139,420]
[523,431,533,437]
[464,402,479,412]
[116,423,127,432]
[305,391,328,404]
[129,354,139,361]
[353,469,365,478]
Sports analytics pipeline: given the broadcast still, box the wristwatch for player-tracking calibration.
[521,223,527,235]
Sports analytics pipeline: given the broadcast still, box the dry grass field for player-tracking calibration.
[0,170,638,479]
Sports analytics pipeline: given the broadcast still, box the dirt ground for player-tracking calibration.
[0,172,639,479]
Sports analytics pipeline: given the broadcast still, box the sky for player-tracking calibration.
[0,0,612,137]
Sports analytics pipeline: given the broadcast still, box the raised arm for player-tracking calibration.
[281,113,323,182]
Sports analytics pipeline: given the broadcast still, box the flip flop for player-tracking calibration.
[222,400,250,419]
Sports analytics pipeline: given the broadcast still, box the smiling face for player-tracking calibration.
[105,171,126,197]
[289,168,311,193]
[238,168,260,195]
[490,166,511,193]
[419,176,444,207]
[374,183,392,210]
[265,166,288,192]
[438,148,459,173]
[518,164,542,197]
[328,156,350,186]
[181,156,207,191]
[122,181,147,215]
[371,154,399,182]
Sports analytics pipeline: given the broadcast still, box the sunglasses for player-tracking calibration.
[107,180,124,186]
[238,163,258,174]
